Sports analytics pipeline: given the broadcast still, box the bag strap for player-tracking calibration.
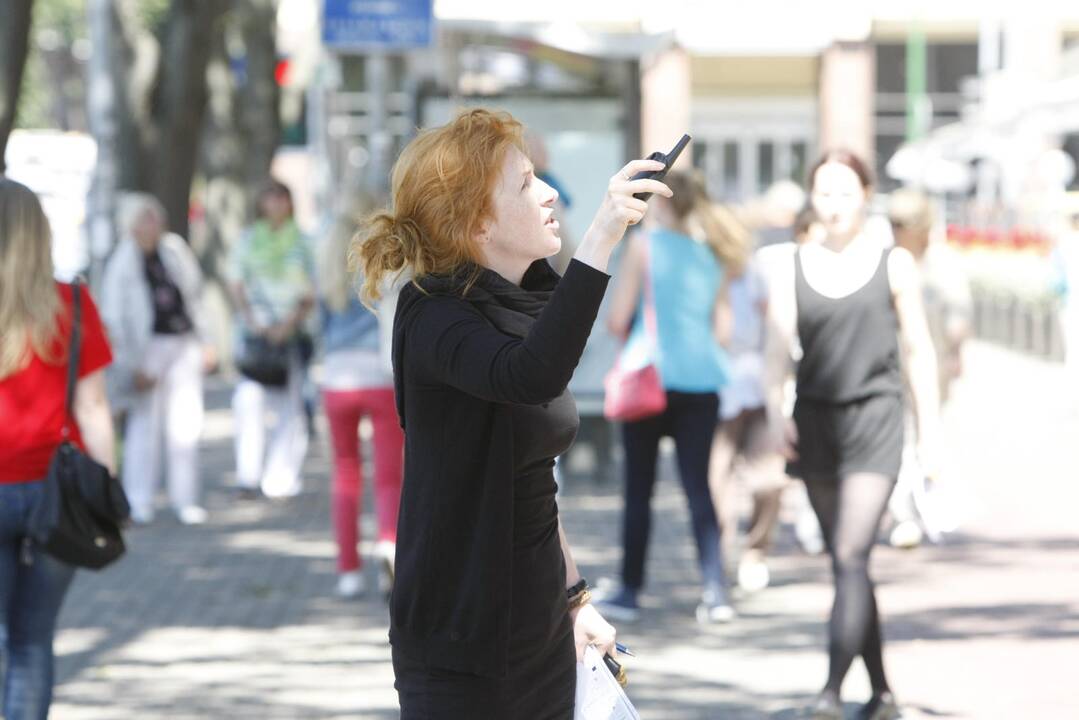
[63,279,84,440]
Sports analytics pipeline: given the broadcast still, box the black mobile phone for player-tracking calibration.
[603,653,628,687]
[629,134,692,201]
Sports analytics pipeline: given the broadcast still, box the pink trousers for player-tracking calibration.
[322,388,403,572]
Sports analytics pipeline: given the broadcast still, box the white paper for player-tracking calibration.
[574,645,641,720]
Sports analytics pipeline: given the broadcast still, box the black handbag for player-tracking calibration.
[234,272,315,387]
[27,280,131,570]
[236,333,291,387]
[236,327,315,387]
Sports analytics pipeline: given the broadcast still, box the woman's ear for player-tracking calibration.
[473,220,492,248]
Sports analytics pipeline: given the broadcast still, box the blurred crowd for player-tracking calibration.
[9,122,1079,717]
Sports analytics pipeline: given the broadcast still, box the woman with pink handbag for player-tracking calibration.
[598,172,748,625]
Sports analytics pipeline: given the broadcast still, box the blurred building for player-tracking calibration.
[269,2,1079,415]
[290,2,1079,218]
[893,18,1079,228]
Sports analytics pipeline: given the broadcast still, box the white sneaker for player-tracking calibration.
[795,507,825,555]
[694,600,738,621]
[176,506,208,526]
[889,520,924,549]
[261,474,303,499]
[737,557,771,593]
[336,571,366,599]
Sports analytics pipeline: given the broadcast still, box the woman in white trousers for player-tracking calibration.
[228,180,315,499]
[101,194,215,525]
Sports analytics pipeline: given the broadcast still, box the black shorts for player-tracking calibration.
[787,393,904,479]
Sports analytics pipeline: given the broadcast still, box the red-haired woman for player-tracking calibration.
[354,109,671,718]
[762,151,942,720]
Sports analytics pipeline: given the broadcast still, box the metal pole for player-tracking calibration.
[365,49,392,199]
[905,24,929,143]
[85,0,118,290]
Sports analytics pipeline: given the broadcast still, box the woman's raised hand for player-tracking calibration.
[574,159,673,273]
[594,159,672,241]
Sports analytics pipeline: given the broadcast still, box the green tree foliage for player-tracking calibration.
[15,0,172,130]
[15,0,84,129]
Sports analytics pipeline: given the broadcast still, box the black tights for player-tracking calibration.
[804,472,894,697]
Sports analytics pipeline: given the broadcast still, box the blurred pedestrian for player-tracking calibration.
[355,108,667,719]
[755,203,826,559]
[600,171,743,624]
[0,178,115,720]
[756,179,807,247]
[709,248,789,594]
[887,189,971,547]
[317,204,403,599]
[762,151,942,720]
[888,189,970,404]
[228,180,315,499]
[100,194,215,525]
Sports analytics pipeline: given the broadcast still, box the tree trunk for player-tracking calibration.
[109,0,159,193]
[101,0,227,239]
[201,0,279,280]
[235,0,281,210]
[196,0,279,366]
[151,0,228,239]
[0,0,34,174]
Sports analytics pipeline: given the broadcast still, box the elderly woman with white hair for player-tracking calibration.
[100,193,215,525]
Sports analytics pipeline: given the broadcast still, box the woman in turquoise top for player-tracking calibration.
[599,171,747,623]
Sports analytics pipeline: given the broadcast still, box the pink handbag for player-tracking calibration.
[604,239,667,422]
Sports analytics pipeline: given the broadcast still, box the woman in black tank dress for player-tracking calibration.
[353,109,674,719]
[762,151,943,720]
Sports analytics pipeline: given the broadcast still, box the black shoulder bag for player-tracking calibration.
[27,280,131,570]
[235,274,314,387]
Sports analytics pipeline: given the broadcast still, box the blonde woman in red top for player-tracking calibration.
[0,178,115,720]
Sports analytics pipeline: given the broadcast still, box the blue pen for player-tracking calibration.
[615,642,635,657]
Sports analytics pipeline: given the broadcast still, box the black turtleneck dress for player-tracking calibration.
[390,259,610,719]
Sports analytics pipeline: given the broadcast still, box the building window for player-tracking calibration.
[791,141,807,184]
[873,40,978,186]
[758,141,775,192]
[723,141,739,195]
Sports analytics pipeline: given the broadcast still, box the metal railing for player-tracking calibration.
[971,288,1066,361]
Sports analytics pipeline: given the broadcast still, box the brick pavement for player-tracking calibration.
[47,341,1079,719]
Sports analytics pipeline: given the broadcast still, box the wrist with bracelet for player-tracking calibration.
[567,578,592,611]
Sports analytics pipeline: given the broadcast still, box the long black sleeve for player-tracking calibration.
[404,259,609,405]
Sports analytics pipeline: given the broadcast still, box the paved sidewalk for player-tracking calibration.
[48,341,1079,719]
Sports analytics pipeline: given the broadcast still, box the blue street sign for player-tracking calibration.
[322,0,434,51]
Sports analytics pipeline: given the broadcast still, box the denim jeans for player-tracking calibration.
[0,480,76,720]
[619,391,725,592]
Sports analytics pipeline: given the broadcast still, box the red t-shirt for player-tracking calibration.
[0,282,113,483]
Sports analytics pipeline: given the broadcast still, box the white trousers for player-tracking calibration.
[122,334,204,517]
[232,360,309,497]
